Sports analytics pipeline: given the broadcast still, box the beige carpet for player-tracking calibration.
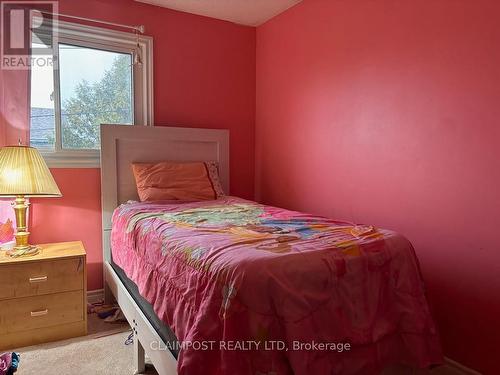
[13,313,157,375]
[16,332,154,375]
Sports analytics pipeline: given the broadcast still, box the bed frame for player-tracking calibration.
[100,124,229,375]
[98,125,426,375]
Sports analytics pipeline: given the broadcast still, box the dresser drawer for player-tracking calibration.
[0,257,84,300]
[0,290,84,335]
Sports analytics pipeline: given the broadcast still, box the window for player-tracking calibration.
[30,19,153,167]
[59,44,133,150]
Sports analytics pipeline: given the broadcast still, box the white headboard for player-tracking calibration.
[100,124,229,261]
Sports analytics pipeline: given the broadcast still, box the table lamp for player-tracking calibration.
[0,145,61,257]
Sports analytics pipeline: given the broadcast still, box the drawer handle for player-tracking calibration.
[29,276,48,283]
[31,309,49,317]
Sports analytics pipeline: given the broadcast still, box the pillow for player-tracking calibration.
[132,161,225,202]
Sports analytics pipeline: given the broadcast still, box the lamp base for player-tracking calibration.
[6,245,40,258]
[10,196,37,257]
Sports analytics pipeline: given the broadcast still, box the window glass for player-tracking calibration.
[58,44,133,149]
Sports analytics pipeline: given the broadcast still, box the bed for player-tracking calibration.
[100,124,442,375]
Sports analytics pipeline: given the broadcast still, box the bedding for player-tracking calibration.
[131,161,224,201]
[111,196,442,375]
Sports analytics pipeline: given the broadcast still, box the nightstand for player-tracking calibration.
[0,241,87,350]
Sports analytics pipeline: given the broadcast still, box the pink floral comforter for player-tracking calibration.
[111,196,442,375]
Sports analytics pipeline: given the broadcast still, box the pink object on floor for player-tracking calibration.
[0,352,18,375]
[111,196,442,375]
[0,353,10,375]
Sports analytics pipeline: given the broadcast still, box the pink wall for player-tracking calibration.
[0,0,256,291]
[30,169,102,289]
[256,0,500,374]
[256,0,500,373]
[0,72,3,145]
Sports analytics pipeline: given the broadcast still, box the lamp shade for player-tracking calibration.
[0,146,61,197]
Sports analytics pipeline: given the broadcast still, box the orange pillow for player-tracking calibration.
[132,161,225,202]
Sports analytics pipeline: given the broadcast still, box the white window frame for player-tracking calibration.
[30,18,154,168]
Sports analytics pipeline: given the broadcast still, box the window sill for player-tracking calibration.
[41,151,100,168]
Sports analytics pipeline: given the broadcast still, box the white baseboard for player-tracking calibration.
[444,357,482,375]
[87,288,105,304]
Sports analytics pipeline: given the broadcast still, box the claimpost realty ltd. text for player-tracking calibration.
[150,340,352,353]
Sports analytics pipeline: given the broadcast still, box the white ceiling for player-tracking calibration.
[135,0,302,26]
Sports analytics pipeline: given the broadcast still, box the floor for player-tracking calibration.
[11,312,157,375]
[9,313,463,375]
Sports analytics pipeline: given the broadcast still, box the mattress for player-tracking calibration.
[110,259,179,358]
[111,196,442,375]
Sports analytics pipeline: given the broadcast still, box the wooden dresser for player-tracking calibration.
[0,241,87,350]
